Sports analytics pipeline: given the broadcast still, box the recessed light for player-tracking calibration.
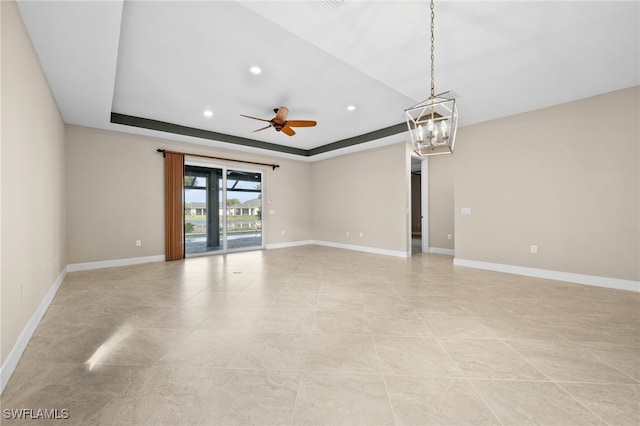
[250,66,262,75]
[347,105,356,111]
[203,110,213,118]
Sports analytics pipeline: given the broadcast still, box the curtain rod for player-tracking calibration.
[157,149,280,170]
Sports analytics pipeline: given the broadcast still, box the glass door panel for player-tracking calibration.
[226,169,263,251]
[184,165,223,255]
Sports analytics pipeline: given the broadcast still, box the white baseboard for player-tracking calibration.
[67,255,165,272]
[429,247,455,256]
[312,240,409,258]
[1,267,67,394]
[265,240,314,250]
[453,258,640,292]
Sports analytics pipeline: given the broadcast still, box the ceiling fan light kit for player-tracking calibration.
[406,0,459,157]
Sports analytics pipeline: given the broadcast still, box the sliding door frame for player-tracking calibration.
[184,157,265,257]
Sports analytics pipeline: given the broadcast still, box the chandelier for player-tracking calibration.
[405,0,458,156]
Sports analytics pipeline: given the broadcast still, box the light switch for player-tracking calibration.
[269,209,275,215]
[461,207,472,215]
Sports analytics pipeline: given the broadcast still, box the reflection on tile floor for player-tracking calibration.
[3,246,639,425]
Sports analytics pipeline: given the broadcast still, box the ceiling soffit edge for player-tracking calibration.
[110,112,408,158]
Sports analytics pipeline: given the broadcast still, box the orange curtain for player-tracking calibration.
[164,152,184,261]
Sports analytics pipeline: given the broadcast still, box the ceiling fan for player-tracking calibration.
[241,106,317,136]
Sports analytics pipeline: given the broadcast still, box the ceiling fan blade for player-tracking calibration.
[240,114,271,123]
[286,120,317,128]
[273,106,289,125]
[281,125,296,136]
[252,125,272,133]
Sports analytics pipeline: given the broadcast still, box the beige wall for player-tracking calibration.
[65,125,313,264]
[429,154,454,250]
[311,142,409,254]
[256,151,312,247]
[1,0,66,364]
[455,86,640,281]
[0,0,4,370]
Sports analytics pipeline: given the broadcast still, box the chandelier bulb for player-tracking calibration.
[440,120,448,136]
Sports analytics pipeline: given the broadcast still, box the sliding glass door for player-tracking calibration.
[184,165,223,254]
[184,163,263,256]
[226,170,263,250]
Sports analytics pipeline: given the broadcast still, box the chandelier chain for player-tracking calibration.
[430,0,435,98]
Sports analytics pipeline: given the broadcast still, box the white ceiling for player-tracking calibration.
[17,0,640,160]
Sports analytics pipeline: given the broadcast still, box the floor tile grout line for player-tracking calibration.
[552,381,613,426]
[496,333,615,425]
[584,352,640,385]
[369,333,401,426]
[27,361,639,389]
[287,278,323,426]
[415,312,506,426]
[499,337,640,385]
[492,337,556,383]
[545,379,640,386]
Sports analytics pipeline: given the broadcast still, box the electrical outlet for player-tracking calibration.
[447,234,452,240]
[346,231,350,237]
[136,240,142,247]
[530,245,538,254]
[359,232,363,238]
[281,230,285,236]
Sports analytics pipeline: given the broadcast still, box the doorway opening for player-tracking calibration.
[410,156,429,255]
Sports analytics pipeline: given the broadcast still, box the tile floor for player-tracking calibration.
[2,245,639,425]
